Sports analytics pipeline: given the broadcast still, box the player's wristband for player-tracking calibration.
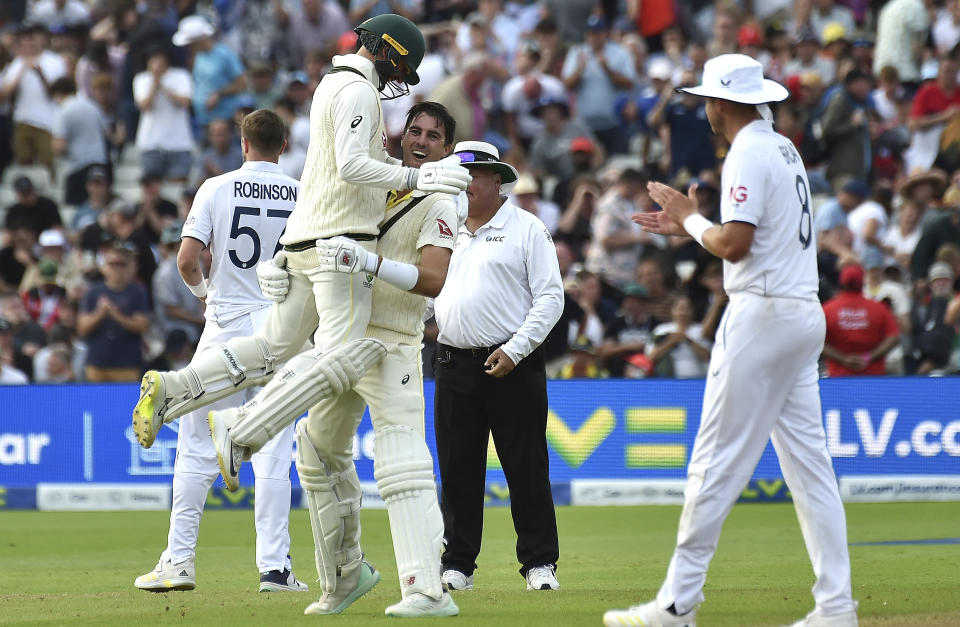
[683,213,713,247]
[376,257,419,291]
[360,249,379,273]
[186,279,207,299]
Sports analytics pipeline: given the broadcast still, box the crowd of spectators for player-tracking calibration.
[4,0,960,383]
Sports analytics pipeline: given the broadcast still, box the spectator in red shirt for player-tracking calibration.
[906,52,960,172]
[822,264,900,376]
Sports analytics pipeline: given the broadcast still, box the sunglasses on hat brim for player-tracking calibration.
[454,150,500,164]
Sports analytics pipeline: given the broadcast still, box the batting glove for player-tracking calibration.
[415,155,472,195]
[315,237,379,274]
[256,250,289,302]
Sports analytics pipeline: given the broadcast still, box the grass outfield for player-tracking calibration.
[1,502,958,626]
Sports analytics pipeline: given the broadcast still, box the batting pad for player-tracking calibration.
[374,425,444,600]
[162,336,277,423]
[295,421,363,595]
[228,338,387,450]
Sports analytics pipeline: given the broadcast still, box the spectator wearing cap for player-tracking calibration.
[554,176,602,257]
[784,28,836,86]
[77,242,150,382]
[22,258,67,331]
[134,173,179,244]
[200,118,243,181]
[822,264,900,376]
[283,71,312,117]
[0,23,67,172]
[737,22,771,70]
[71,165,114,231]
[647,67,717,179]
[286,0,349,71]
[79,200,158,291]
[805,0,856,45]
[815,179,868,272]
[646,293,712,378]
[133,46,195,182]
[433,140,563,592]
[874,0,930,86]
[933,0,960,57]
[585,168,664,293]
[27,0,90,29]
[558,335,606,379]
[511,173,560,235]
[0,293,47,380]
[905,52,960,173]
[172,15,247,130]
[0,318,29,385]
[598,282,662,378]
[562,15,636,155]
[526,96,596,187]
[50,76,110,206]
[908,262,956,373]
[19,229,81,293]
[152,221,204,343]
[429,52,493,146]
[820,68,874,190]
[3,175,62,237]
[501,43,566,151]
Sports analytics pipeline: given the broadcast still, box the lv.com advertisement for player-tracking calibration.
[0,378,958,507]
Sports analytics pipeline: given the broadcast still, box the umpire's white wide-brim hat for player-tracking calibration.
[173,15,215,47]
[679,54,789,105]
[453,141,519,194]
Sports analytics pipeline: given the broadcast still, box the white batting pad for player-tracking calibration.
[374,425,444,600]
[228,338,387,450]
[295,421,363,595]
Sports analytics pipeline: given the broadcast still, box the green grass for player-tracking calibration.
[1,503,958,625]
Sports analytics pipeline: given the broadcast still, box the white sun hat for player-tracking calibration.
[678,54,789,104]
[453,141,520,194]
[172,15,215,47]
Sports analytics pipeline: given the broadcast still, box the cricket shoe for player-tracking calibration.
[135,559,196,591]
[209,407,250,492]
[132,370,172,448]
[602,600,696,627]
[525,564,559,590]
[259,568,309,592]
[786,608,858,627]
[304,560,380,615]
[384,591,460,617]
[440,569,473,591]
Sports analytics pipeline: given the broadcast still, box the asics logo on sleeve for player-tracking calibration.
[351,116,362,128]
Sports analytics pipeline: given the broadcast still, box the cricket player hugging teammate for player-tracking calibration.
[130,13,471,618]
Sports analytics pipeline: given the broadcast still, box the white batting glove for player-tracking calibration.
[315,237,379,274]
[415,155,472,195]
[256,250,289,302]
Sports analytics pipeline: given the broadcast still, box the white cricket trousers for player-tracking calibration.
[657,292,855,616]
[162,308,296,573]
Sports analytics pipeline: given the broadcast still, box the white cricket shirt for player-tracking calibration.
[435,200,564,365]
[720,120,819,300]
[281,54,413,244]
[182,161,299,324]
[367,190,459,346]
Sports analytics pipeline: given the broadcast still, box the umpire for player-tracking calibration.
[433,141,564,592]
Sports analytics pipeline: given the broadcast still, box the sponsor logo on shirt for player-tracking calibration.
[351,115,362,128]
[729,186,748,203]
[437,218,453,238]
[486,235,505,242]
[543,228,553,242]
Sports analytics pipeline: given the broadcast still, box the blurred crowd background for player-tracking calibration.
[1,0,959,384]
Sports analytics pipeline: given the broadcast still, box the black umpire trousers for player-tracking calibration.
[434,343,559,577]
